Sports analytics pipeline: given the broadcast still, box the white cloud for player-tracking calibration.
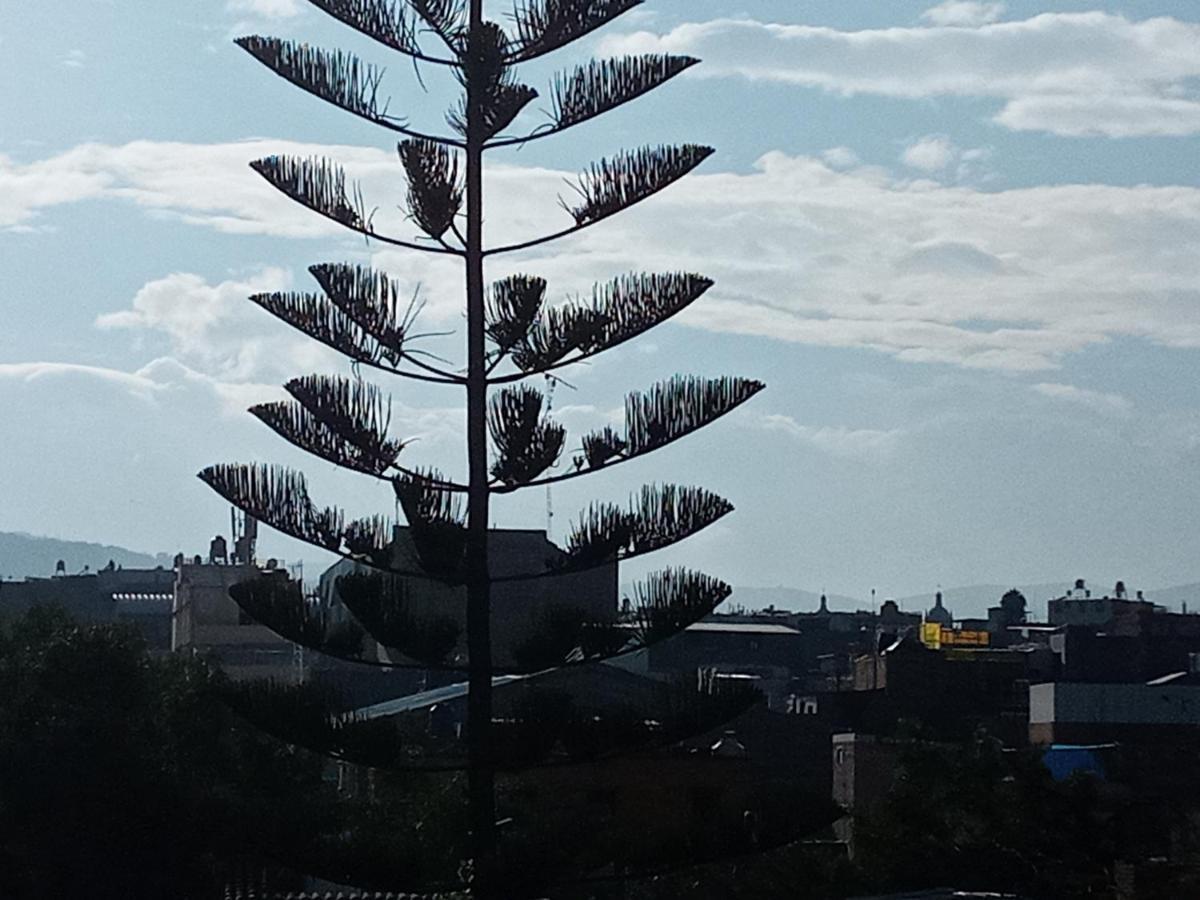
[96,268,301,380]
[226,0,302,18]
[599,13,1200,138]
[0,358,280,414]
[759,414,902,460]
[902,136,957,172]
[0,140,398,235]
[821,146,860,169]
[0,362,161,400]
[61,49,85,69]
[8,139,1200,375]
[1032,382,1132,416]
[921,2,1005,27]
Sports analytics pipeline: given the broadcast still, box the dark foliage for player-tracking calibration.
[250,289,391,367]
[510,302,607,372]
[221,679,406,768]
[309,262,423,363]
[285,373,406,468]
[251,400,395,476]
[508,0,643,61]
[623,374,764,456]
[550,54,698,131]
[399,139,464,239]
[0,608,334,900]
[236,37,393,126]
[558,484,733,571]
[487,384,566,485]
[566,144,714,225]
[337,571,463,665]
[201,463,344,551]
[251,155,366,230]
[304,0,418,54]
[393,468,468,577]
[485,274,546,355]
[449,22,537,139]
[230,574,366,655]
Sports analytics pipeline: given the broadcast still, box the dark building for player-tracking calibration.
[318,527,617,671]
[1045,578,1200,682]
[172,560,300,681]
[638,620,803,709]
[1029,680,1200,746]
[850,635,1044,743]
[0,564,176,652]
[925,590,953,627]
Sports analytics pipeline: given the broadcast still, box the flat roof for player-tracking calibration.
[687,622,800,635]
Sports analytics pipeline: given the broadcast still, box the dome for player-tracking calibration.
[926,590,953,626]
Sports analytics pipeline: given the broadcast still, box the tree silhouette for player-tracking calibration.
[200,1,772,894]
[1000,588,1027,624]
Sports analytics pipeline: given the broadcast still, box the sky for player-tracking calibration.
[2,1,1200,602]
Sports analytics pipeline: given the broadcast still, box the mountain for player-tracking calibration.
[893,583,1070,621]
[0,532,172,580]
[1132,583,1200,613]
[729,585,861,614]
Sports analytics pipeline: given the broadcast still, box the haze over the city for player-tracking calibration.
[4,0,1200,597]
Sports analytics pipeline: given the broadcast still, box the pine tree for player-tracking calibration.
[200,1,772,895]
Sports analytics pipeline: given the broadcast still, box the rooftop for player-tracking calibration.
[687,621,801,636]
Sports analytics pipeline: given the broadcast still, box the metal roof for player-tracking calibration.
[686,621,800,635]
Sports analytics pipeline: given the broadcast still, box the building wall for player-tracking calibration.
[1031,682,1200,728]
[0,567,176,652]
[173,562,297,681]
[319,528,618,669]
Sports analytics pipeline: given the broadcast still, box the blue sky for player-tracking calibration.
[3,1,1200,603]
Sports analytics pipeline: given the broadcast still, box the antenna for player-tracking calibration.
[545,373,557,539]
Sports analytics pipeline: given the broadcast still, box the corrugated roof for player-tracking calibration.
[355,674,526,720]
[687,622,800,635]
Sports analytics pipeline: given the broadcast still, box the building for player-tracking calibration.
[1029,680,1200,745]
[0,563,176,652]
[1044,578,1200,682]
[925,590,953,627]
[172,560,300,682]
[318,526,618,670]
[851,635,1043,743]
[1048,578,1154,630]
[638,620,803,709]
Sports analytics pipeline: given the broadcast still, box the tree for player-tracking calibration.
[0,607,336,900]
[200,1,769,894]
[1000,588,1027,624]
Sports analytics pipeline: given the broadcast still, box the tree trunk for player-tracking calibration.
[463,0,496,893]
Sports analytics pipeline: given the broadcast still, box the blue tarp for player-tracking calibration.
[1042,744,1111,781]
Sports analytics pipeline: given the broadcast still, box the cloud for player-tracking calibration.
[1032,382,1132,416]
[226,0,302,18]
[0,358,280,414]
[759,414,902,460]
[821,147,860,169]
[599,12,1200,138]
[9,139,1200,375]
[0,139,398,235]
[0,362,162,400]
[61,49,85,69]
[95,268,305,381]
[921,2,1005,27]
[902,136,957,172]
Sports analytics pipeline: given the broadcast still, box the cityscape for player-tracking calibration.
[4,0,1200,897]
[3,519,1200,896]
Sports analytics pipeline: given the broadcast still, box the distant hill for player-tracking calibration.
[729,586,861,614]
[0,532,171,580]
[893,584,1070,621]
[1133,583,1200,613]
